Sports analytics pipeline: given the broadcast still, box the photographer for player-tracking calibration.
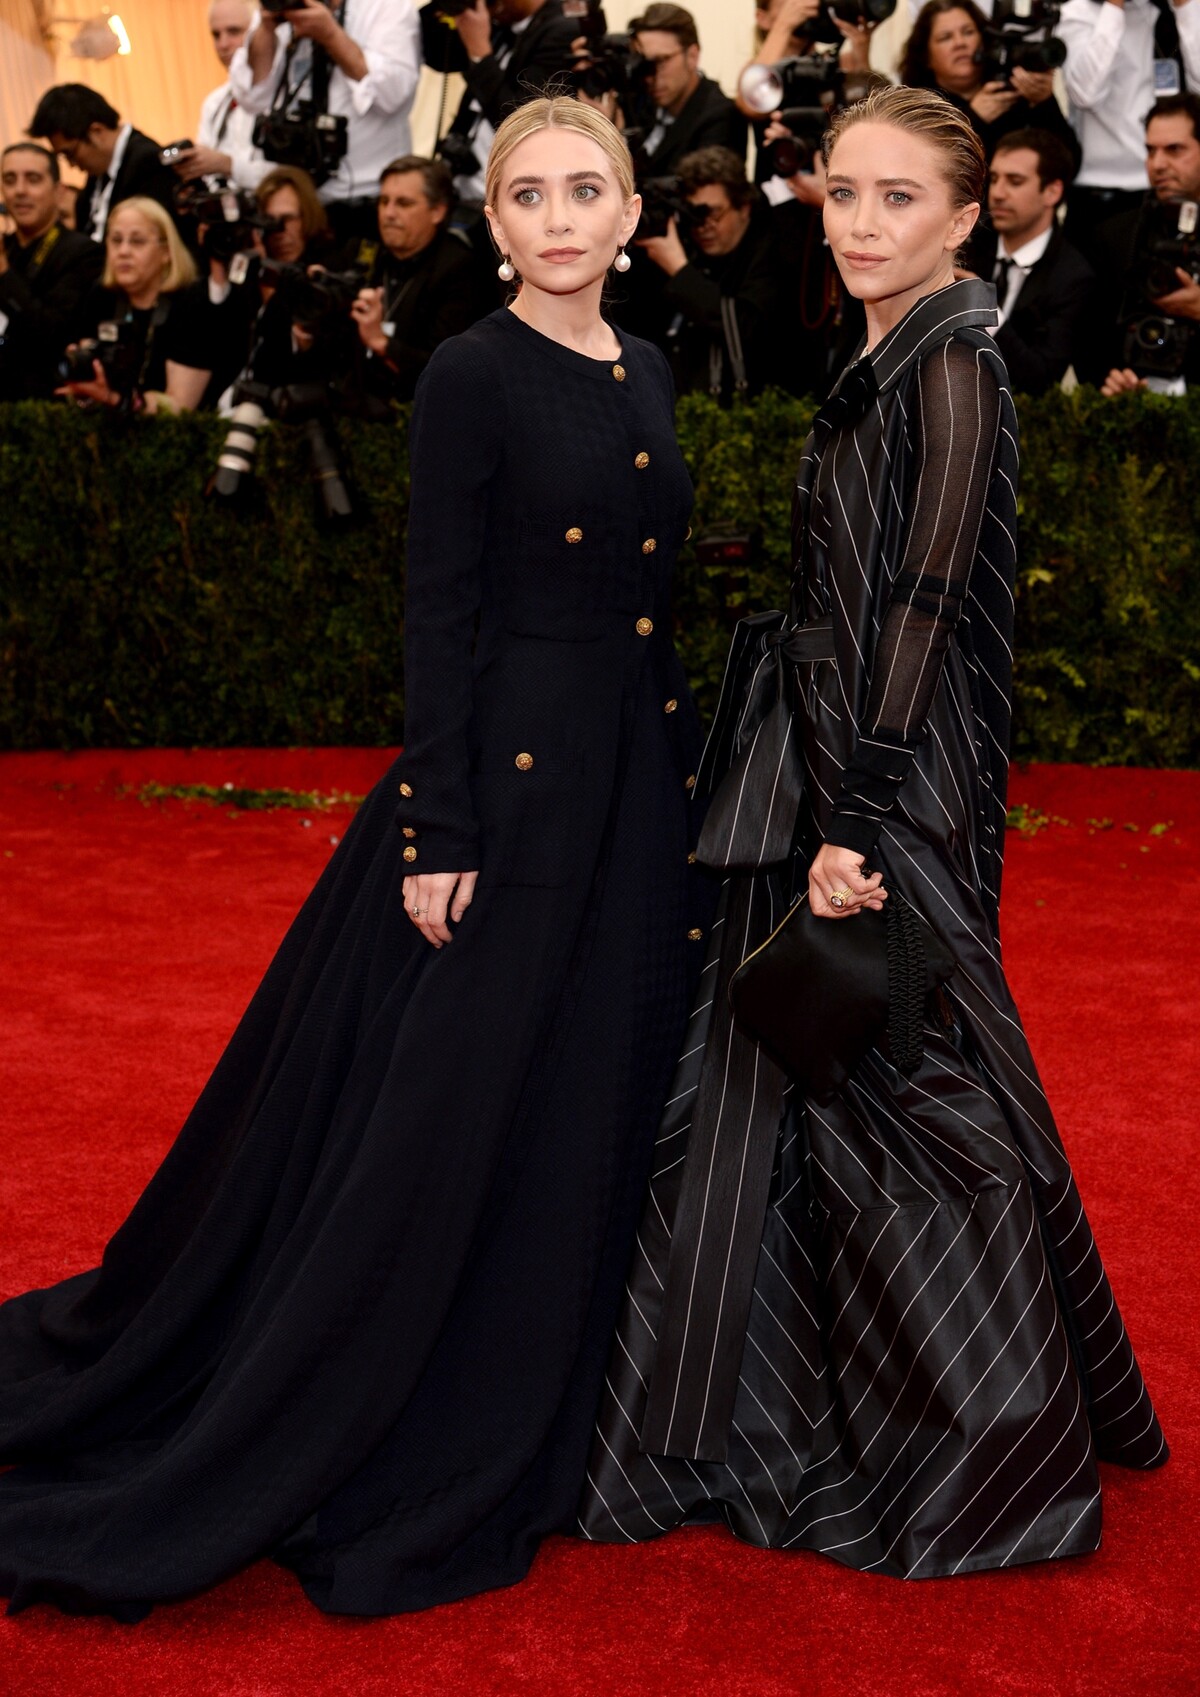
[965,128,1096,393]
[345,156,487,402]
[1059,0,1200,257]
[422,1,580,207]
[1078,94,1200,393]
[626,5,748,174]
[0,143,103,400]
[231,0,422,245]
[58,198,215,414]
[901,0,1079,163]
[638,144,788,400]
[28,86,177,244]
[169,1,270,193]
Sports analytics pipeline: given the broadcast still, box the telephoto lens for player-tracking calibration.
[212,398,268,499]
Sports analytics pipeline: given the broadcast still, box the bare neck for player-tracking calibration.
[507,281,622,360]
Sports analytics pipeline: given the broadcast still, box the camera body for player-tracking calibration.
[740,55,869,176]
[569,33,651,103]
[1120,197,1200,378]
[174,182,283,262]
[261,259,367,331]
[57,320,141,392]
[253,107,349,186]
[637,175,719,239]
[160,138,194,167]
[975,0,1066,83]
[806,0,896,47]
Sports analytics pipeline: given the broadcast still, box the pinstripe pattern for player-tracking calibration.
[577,284,1166,1577]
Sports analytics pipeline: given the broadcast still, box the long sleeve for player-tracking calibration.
[1177,0,1200,87]
[462,17,579,129]
[827,340,1001,858]
[1058,0,1126,108]
[394,338,505,871]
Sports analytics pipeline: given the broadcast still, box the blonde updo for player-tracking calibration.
[823,84,986,210]
[484,95,636,212]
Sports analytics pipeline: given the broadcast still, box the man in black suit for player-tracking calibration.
[420,0,579,208]
[0,142,103,399]
[629,4,747,176]
[29,84,177,245]
[967,128,1095,397]
[345,155,490,403]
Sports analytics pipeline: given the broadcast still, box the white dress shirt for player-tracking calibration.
[198,81,271,192]
[1059,0,1200,189]
[87,121,132,242]
[229,0,421,204]
[993,223,1054,325]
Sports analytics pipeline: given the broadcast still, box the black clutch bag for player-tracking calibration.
[727,890,956,1103]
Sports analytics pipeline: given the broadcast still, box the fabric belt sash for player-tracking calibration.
[639,612,833,1463]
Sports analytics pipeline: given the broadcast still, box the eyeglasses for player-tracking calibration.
[642,49,684,70]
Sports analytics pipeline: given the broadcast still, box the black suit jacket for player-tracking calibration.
[362,228,490,403]
[423,0,579,133]
[0,223,104,398]
[76,129,178,240]
[1074,200,1200,386]
[637,76,748,178]
[968,224,1095,395]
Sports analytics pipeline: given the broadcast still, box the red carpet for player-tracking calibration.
[0,750,1196,1697]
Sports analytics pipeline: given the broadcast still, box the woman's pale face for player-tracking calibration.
[927,8,983,93]
[485,128,640,298]
[106,207,167,297]
[823,122,979,315]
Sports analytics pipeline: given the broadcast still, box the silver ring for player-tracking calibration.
[411,905,423,917]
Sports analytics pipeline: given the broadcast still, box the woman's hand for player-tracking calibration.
[55,355,120,408]
[969,81,1021,124]
[808,843,887,919]
[403,871,478,948]
[1008,66,1055,106]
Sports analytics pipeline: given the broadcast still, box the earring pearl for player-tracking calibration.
[613,246,632,273]
[497,256,516,282]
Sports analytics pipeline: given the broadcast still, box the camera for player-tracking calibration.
[637,176,691,239]
[1119,197,1200,378]
[976,0,1066,82]
[260,0,308,13]
[57,320,140,393]
[174,182,283,262]
[252,108,349,186]
[261,259,366,330]
[739,54,869,174]
[160,138,194,167]
[802,0,896,48]
[212,377,355,523]
[436,130,482,180]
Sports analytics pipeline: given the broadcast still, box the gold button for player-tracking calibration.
[685,774,696,791]
[565,527,583,544]
[642,538,657,554]
[399,782,413,798]
[402,827,416,838]
[403,846,417,863]
[515,752,534,771]
[634,452,650,470]
[687,852,697,865]
[635,617,653,636]
[687,928,703,941]
[664,698,678,713]
[613,363,626,381]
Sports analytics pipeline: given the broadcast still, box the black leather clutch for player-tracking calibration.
[727,891,956,1103]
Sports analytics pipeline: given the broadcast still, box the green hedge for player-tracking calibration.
[2,390,1198,763]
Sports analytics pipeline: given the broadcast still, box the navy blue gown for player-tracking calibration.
[0,309,710,1617]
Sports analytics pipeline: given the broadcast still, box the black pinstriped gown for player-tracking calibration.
[578,282,1167,1577]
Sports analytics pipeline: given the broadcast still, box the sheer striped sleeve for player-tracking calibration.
[828,338,1002,859]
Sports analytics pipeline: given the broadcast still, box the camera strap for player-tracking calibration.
[24,223,62,281]
[718,296,749,398]
[273,1,347,117]
[133,297,173,398]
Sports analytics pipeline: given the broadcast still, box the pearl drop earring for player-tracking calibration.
[613,245,631,273]
[497,255,516,282]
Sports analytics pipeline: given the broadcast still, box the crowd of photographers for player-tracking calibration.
[3,0,1200,509]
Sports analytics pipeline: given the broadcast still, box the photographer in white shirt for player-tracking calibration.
[230,0,421,244]
[171,1,270,193]
[1059,0,1200,254]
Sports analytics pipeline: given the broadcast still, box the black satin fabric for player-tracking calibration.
[578,284,1167,1578]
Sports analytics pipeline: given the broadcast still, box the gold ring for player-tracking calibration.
[829,888,854,910]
